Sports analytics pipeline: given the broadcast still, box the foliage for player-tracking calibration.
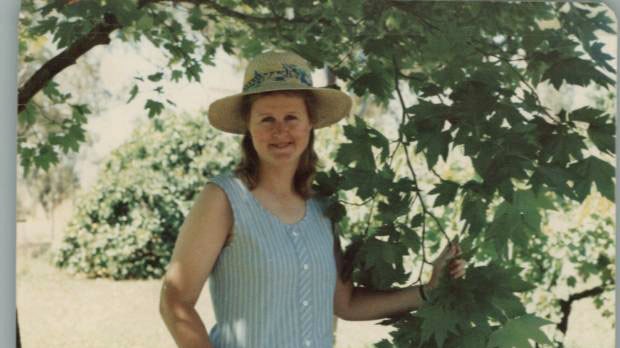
[516,193,615,340]
[19,1,617,347]
[53,113,236,279]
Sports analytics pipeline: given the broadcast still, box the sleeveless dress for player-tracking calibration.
[206,173,337,348]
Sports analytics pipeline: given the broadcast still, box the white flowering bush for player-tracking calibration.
[54,113,237,279]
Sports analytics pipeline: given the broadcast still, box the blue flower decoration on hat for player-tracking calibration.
[243,63,313,92]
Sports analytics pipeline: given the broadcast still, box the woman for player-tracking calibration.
[159,51,466,348]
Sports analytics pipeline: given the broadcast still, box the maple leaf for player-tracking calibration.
[487,314,553,348]
[416,305,462,348]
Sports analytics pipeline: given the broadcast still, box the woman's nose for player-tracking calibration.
[272,121,287,133]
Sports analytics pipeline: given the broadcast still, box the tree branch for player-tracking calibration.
[17,12,120,113]
[557,283,611,334]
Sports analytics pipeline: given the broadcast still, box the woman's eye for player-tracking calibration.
[261,117,274,123]
[285,115,298,121]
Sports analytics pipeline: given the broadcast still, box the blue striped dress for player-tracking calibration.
[206,173,337,348]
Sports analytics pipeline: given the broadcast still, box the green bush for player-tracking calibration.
[54,113,237,279]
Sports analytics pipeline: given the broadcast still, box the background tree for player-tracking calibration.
[18,1,615,347]
[23,159,79,241]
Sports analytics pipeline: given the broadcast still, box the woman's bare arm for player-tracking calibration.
[159,183,233,348]
[341,284,432,321]
[333,230,464,321]
[332,235,431,321]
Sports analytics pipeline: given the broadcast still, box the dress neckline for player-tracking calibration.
[233,176,311,226]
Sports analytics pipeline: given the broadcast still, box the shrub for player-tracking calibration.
[54,113,237,279]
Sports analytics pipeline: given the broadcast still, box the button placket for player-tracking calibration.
[289,224,314,347]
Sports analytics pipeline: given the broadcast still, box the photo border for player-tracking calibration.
[2,1,619,347]
[2,1,19,347]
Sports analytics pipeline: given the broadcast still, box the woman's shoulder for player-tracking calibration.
[309,193,331,215]
[207,171,239,186]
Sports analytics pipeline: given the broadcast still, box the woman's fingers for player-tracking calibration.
[434,239,466,281]
[448,258,466,278]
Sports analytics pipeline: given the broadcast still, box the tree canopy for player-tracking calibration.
[19,1,616,347]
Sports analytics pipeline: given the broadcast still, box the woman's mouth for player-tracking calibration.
[270,142,293,149]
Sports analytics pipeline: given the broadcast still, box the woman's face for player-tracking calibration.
[247,93,313,167]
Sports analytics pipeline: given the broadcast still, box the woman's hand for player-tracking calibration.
[428,237,466,289]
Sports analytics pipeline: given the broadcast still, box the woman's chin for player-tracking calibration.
[266,145,296,157]
[260,152,301,165]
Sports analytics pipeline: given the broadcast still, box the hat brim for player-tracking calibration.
[208,85,352,134]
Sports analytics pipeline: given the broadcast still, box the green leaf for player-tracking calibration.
[325,201,346,222]
[416,305,461,348]
[424,130,451,168]
[147,72,164,82]
[374,339,393,348]
[185,63,202,82]
[335,142,374,171]
[333,0,364,18]
[537,131,586,165]
[588,121,615,156]
[48,123,85,154]
[419,83,444,97]
[460,327,490,348]
[29,16,58,36]
[313,170,340,196]
[35,144,59,171]
[491,293,527,319]
[542,57,614,89]
[362,238,387,269]
[569,106,604,123]
[339,167,376,199]
[429,180,460,207]
[171,70,184,82]
[487,314,553,348]
[43,80,71,103]
[410,213,424,228]
[136,13,154,31]
[568,156,615,202]
[19,102,37,127]
[188,6,208,30]
[382,241,407,266]
[351,58,393,102]
[533,164,575,197]
[106,0,139,26]
[585,41,615,74]
[460,187,487,238]
[145,99,164,118]
[127,85,139,103]
[18,146,36,176]
[400,224,421,254]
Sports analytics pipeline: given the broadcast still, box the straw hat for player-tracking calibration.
[207,51,352,134]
